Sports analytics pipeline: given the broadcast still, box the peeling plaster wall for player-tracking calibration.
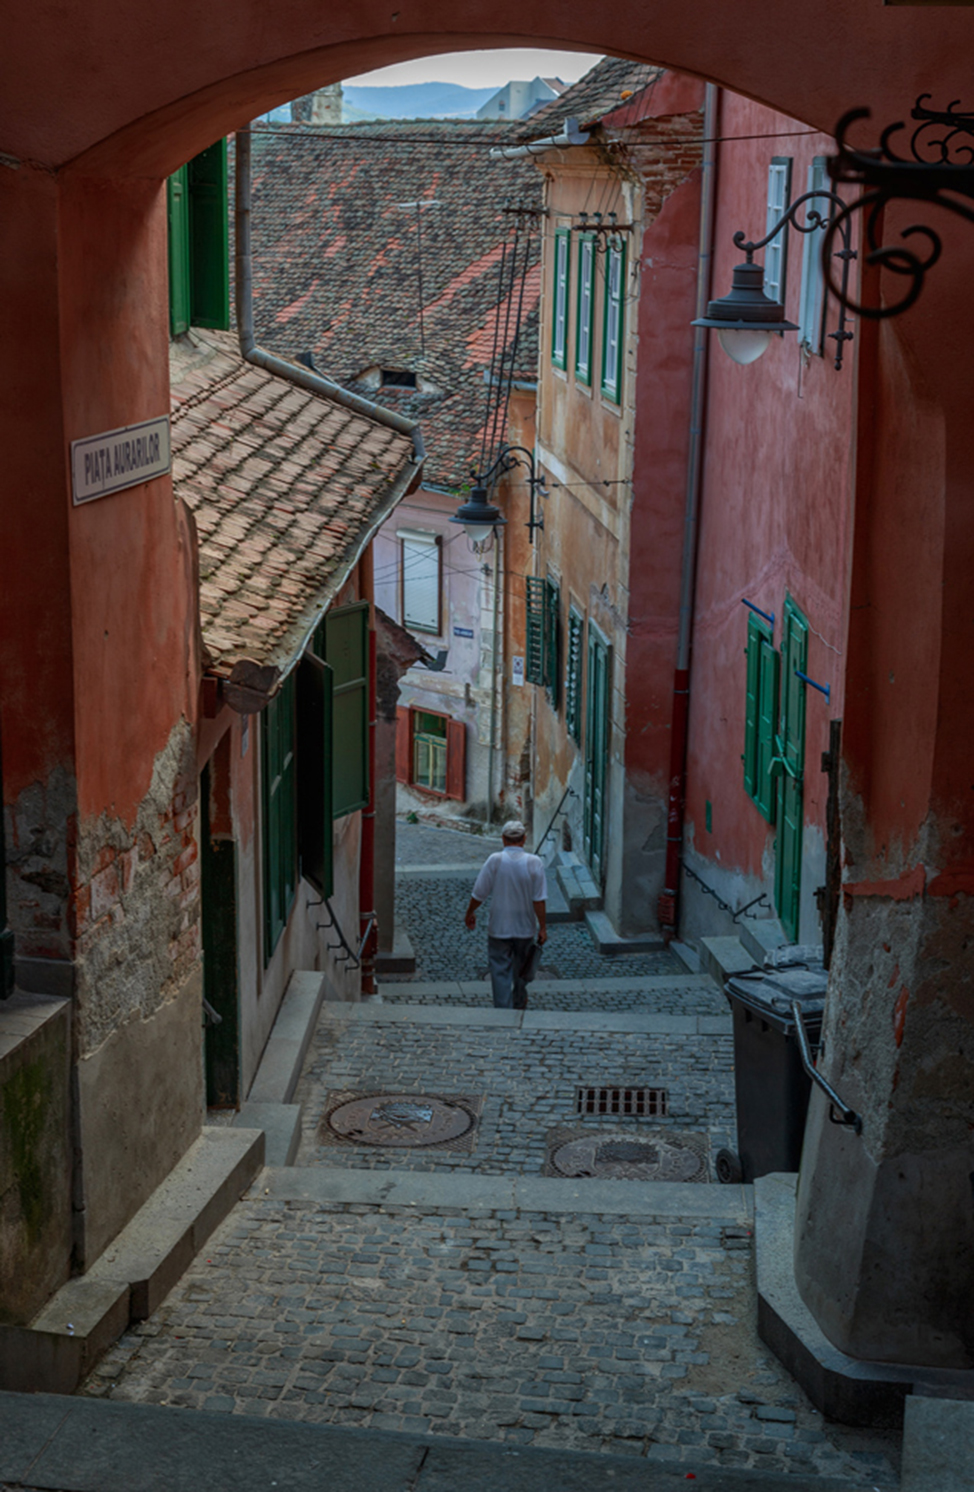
[5,767,77,970]
[71,720,200,1057]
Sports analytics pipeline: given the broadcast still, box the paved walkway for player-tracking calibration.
[78,823,900,1487]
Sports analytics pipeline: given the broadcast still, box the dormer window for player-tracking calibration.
[381,369,418,388]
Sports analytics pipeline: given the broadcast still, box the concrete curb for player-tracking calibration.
[259,1163,754,1221]
[316,1001,731,1036]
[0,1391,859,1492]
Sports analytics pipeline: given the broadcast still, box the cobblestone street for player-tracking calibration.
[81,825,901,1487]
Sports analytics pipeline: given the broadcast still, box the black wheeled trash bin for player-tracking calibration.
[715,963,828,1184]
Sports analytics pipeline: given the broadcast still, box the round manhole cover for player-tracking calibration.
[326,1093,475,1148]
[550,1132,708,1181]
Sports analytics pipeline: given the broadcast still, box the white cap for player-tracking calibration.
[501,819,527,840]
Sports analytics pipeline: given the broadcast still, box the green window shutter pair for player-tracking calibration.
[323,603,370,817]
[565,606,584,744]
[167,139,230,337]
[261,672,298,959]
[743,614,778,824]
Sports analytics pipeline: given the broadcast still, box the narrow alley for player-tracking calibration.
[77,824,899,1487]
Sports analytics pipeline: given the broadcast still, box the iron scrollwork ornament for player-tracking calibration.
[825,96,974,320]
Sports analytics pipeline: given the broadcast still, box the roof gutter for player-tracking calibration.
[234,126,425,468]
[488,117,590,160]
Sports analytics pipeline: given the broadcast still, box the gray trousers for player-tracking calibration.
[487,935,535,1009]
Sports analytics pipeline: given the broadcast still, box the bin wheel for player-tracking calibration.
[715,1148,744,1185]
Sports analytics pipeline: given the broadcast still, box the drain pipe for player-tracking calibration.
[234,127,425,466]
[657,83,719,937]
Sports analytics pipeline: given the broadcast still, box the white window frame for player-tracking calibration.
[798,157,829,355]
[552,228,570,370]
[575,234,596,386]
[764,157,793,308]
[398,528,441,635]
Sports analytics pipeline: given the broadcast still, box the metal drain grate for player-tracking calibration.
[575,1085,667,1118]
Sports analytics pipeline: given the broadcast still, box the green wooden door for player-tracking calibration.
[773,599,808,941]
[583,625,611,886]
[200,761,239,1109]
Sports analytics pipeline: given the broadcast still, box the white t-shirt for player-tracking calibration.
[472,846,547,938]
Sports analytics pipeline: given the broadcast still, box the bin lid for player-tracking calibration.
[725,964,827,1027]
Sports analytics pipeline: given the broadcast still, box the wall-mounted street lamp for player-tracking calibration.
[452,445,549,545]
[449,484,507,544]
[693,189,856,369]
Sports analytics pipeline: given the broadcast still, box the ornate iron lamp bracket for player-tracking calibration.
[733,189,857,369]
[473,444,549,543]
[825,96,974,320]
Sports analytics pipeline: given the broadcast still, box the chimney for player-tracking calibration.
[311,84,344,126]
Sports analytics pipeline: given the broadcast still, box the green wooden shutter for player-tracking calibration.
[743,616,763,799]
[774,598,808,941]
[525,578,545,684]
[755,637,780,823]
[188,140,230,331]
[600,242,625,403]
[575,234,596,385]
[167,166,191,337]
[261,672,297,960]
[565,606,584,744]
[326,602,370,816]
[297,652,334,898]
[544,578,561,709]
[552,229,571,369]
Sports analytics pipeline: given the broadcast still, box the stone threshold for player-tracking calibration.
[0,1126,264,1397]
[755,1172,974,1425]
[321,1002,730,1036]
[258,1164,753,1221]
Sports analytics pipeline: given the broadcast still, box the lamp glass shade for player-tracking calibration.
[461,520,496,543]
[717,327,774,365]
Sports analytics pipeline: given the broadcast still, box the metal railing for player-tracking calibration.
[535,785,576,858]
[791,999,863,1134]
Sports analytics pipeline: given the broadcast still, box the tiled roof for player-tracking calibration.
[247,121,543,491]
[169,328,417,688]
[516,56,663,140]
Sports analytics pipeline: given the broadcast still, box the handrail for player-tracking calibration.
[535,785,577,857]
[790,999,863,1134]
[315,898,362,968]
[357,913,376,964]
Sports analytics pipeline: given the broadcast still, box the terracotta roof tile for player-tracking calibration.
[169,328,415,682]
[246,121,543,490]
[515,56,664,140]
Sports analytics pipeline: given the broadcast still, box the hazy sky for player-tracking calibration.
[345,49,602,90]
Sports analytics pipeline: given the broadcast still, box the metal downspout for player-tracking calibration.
[234,127,425,466]
[486,532,502,829]
[359,548,378,995]
[658,83,719,937]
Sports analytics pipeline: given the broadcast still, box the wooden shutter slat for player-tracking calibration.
[525,577,545,684]
[167,166,191,337]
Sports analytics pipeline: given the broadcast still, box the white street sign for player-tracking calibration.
[71,416,171,505]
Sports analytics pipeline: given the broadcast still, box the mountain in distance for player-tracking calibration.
[342,81,498,120]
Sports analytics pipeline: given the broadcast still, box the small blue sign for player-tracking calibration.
[453,626,474,639]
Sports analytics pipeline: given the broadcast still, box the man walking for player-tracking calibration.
[464,820,546,1009]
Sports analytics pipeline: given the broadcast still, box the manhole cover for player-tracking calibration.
[545,1126,710,1181]
[320,1092,483,1151]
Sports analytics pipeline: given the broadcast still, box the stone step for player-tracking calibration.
[555,854,601,915]
[0,1125,264,1396]
[0,1390,863,1491]
[544,867,573,922]
[699,935,759,986]
[901,1393,974,1490]
[584,908,665,955]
